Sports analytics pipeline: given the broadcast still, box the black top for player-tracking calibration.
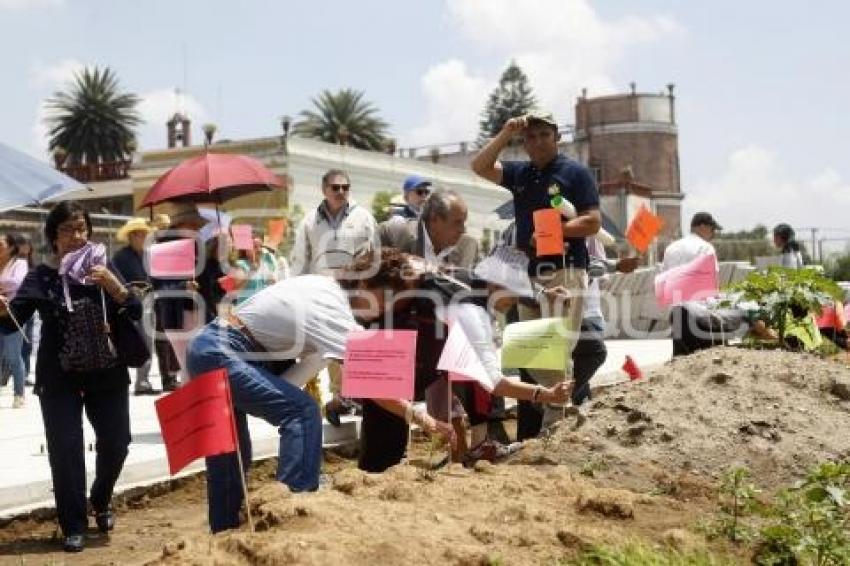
[111,246,149,288]
[1,264,141,397]
[500,154,599,273]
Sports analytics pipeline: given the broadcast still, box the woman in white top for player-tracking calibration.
[773,223,804,269]
[0,233,30,407]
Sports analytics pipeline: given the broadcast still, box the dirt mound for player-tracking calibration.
[514,346,850,493]
[149,463,722,566]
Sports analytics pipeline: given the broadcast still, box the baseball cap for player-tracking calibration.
[525,110,558,129]
[402,174,432,193]
[691,212,723,231]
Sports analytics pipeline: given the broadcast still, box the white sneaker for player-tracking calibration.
[12,396,24,409]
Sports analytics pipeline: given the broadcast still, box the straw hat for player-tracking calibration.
[116,217,153,242]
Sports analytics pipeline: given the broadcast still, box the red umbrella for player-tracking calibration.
[140,153,284,208]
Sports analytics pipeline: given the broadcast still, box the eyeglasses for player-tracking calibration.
[414,188,431,197]
[328,183,350,193]
[57,224,89,236]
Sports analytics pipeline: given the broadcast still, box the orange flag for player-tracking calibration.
[533,208,565,256]
[155,368,237,475]
[626,205,663,253]
[266,218,287,248]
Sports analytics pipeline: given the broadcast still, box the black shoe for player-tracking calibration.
[134,380,159,396]
[63,534,85,552]
[94,509,115,533]
[162,376,179,392]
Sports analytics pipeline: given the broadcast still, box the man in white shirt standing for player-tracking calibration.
[290,169,379,276]
[660,212,722,272]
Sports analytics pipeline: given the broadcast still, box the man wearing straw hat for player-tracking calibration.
[112,218,157,395]
[472,111,602,430]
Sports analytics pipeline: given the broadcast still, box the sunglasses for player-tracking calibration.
[328,183,350,193]
[414,188,431,197]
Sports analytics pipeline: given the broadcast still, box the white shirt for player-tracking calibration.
[660,233,718,273]
[422,223,456,266]
[235,275,362,387]
[290,202,379,276]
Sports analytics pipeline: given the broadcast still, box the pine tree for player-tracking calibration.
[477,61,537,146]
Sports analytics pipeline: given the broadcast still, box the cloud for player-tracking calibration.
[136,88,209,151]
[685,144,850,233]
[30,58,85,88]
[401,0,684,146]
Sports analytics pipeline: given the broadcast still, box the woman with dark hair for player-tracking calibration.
[773,223,804,269]
[0,233,29,407]
[338,248,571,472]
[13,234,36,381]
[0,201,141,553]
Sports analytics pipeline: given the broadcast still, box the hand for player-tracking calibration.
[545,381,572,404]
[616,256,640,274]
[0,295,8,317]
[503,116,528,134]
[542,285,572,301]
[89,265,122,295]
[417,412,457,451]
[530,232,536,248]
[186,280,200,292]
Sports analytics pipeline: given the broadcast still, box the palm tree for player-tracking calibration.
[45,66,141,165]
[293,89,389,151]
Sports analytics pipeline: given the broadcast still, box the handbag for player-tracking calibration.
[112,301,151,369]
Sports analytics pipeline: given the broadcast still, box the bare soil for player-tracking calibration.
[1,346,848,565]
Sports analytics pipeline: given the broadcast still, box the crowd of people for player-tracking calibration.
[0,111,815,552]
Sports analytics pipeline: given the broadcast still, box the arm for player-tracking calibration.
[371,398,457,449]
[289,218,310,276]
[493,377,570,404]
[470,116,527,184]
[0,269,40,332]
[561,208,602,239]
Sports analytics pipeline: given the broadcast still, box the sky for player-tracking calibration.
[1,0,849,247]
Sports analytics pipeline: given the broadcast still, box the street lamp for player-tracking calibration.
[202,123,217,146]
[280,115,291,155]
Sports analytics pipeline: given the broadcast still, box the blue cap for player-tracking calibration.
[402,175,432,192]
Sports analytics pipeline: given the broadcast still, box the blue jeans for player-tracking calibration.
[1,330,26,397]
[186,321,321,533]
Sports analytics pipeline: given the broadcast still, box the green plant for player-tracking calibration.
[755,461,850,566]
[722,267,843,348]
[371,190,394,223]
[566,540,737,565]
[703,467,761,543]
[45,66,141,165]
[293,88,389,150]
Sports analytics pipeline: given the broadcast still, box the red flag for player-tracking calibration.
[155,368,237,474]
[622,355,643,381]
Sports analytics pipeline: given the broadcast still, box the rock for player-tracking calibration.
[627,424,648,437]
[710,371,734,384]
[712,356,723,365]
[473,460,497,474]
[331,468,367,495]
[469,524,496,544]
[576,487,635,519]
[660,431,675,442]
[556,528,592,550]
[605,425,618,436]
[831,377,850,401]
[626,409,650,423]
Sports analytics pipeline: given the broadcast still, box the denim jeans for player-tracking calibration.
[186,321,321,533]
[1,330,26,397]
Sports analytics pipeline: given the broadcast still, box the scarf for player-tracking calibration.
[58,242,107,311]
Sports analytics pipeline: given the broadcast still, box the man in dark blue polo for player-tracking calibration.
[472,111,601,429]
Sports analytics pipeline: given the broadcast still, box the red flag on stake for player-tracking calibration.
[622,355,643,381]
[155,368,237,475]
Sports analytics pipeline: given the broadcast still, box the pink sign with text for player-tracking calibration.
[149,239,196,278]
[654,253,719,307]
[230,224,253,251]
[342,330,417,400]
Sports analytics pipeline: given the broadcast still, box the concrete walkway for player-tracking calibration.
[0,338,672,517]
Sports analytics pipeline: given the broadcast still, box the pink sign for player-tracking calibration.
[230,224,253,251]
[341,330,417,400]
[437,324,495,392]
[654,253,719,307]
[149,239,196,278]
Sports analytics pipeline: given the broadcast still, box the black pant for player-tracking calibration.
[39,387,131,536]
[358,400,408,473]
[516,319,607,441]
